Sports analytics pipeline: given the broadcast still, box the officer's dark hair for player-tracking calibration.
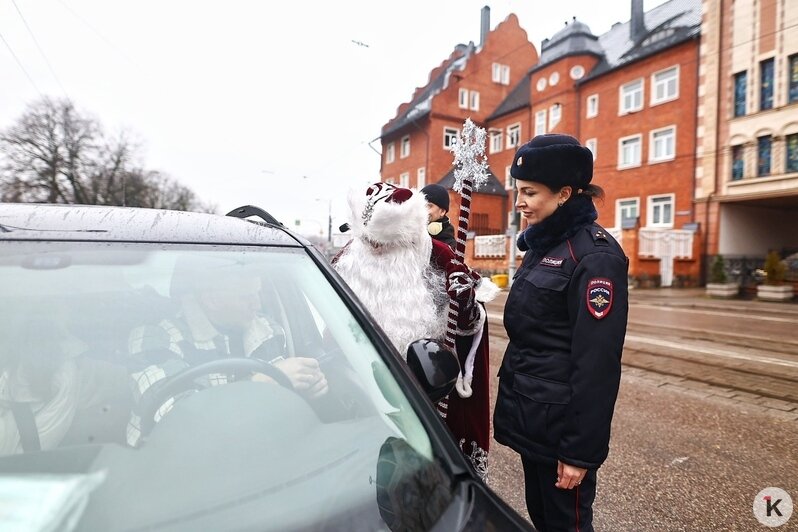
[542,182,605,201]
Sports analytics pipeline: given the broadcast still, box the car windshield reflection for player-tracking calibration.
[0,242,451,531]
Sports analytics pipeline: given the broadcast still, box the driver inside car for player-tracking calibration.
[125,255,328,446]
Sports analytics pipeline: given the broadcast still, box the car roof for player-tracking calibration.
[0,203,303,247]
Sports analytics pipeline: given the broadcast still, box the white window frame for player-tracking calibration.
[619,78,644,114]
[443,127,459,150]
[586,94,599,118]
[649,125,676,163]
[505,165,513,190]
[385,142,395,164]
[400,135,410,158]
[507,123,521,149]
[469,90,480,111]
[458,88,469,109]
[492,63,510,85]
[647,194,675,228]
[535,110,547,135]
[615,197,640,228]
[549,104,561,129]
[618,134,642,169]
[651,66,679,105]
[585,138,597,160]
[417,167,426,188]
[489,129,503,154]
[385,177,395,185]
[399,172,410,188]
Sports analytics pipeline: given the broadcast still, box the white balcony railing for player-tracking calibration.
[639,228,694,259]
[474,235,506,258]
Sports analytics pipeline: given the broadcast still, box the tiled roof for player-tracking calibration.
[586,0,701,79]
[537,20,604,66]
[381,45,474,139]
[435,166,508,197]
[486,75,530,120]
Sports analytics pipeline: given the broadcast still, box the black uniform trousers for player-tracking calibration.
[522,457,597,532]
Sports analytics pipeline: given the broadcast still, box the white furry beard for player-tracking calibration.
[334,237,448,357]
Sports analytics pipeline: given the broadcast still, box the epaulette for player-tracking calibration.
[589,225,610,246]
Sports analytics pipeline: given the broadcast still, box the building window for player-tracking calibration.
[757,136,772,176]
[586,94,599,118]
[385,177,395,185]
[417,167,426,188]
[535,110,547,135]
[760,59,774,111]
[492,63,510,85]
[507,124,521,148]
[505,165,513,190]
[400,135,410,158]
[731,145,744,180]
[489,129,503,154]
[585,138,597,160]
[651,66,679,104]
[385,142,395,164]
[787,134,798,173]
[733,71,747,117]
[469,90,480,111]
[789,55,798,104]
[459,88,468,109]
[619,135,642,168]
[443,127,459,150]
[399,172,410,188]
[648,195,674,227]
[549,104,561,129]
[620,79,644,114]
[650,126,676,162]
[616,198,639,228]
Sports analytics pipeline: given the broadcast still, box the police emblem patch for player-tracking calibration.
[586,278,613,319]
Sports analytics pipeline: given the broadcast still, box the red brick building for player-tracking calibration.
[381,1,704,285]
[378,7,538,238]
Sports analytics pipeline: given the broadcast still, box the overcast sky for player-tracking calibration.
[0,0,667,236]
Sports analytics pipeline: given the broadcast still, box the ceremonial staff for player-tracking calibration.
[444,118,489,399]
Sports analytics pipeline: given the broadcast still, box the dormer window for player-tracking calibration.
[641,28,676,47]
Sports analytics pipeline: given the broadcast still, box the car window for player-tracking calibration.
[0,241,452,531]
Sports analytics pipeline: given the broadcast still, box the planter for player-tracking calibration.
[706,282,739,298]
[756,284,795,302]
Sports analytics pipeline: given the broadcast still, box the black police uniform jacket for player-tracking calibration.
[493,195,629,470]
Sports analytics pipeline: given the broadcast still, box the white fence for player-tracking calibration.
[474,235,506,258]
[639,229,694,259]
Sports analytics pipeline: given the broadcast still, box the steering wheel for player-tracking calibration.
[138,358,293,437]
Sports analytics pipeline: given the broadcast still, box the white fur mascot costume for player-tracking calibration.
[332,181,497,480]
[333,182,448,356]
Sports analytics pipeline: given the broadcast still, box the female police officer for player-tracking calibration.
[493,134,628,532]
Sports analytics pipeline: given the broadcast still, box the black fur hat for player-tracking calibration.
[510,134,593,190]
[420,184,450,212]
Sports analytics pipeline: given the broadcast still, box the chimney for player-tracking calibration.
[630,0,646,42]
[480,6,490,47]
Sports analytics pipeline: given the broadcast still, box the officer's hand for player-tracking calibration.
[555,460,587,490]
[271,357,329,398]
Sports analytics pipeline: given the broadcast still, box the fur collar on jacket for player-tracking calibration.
[517,195,598,254]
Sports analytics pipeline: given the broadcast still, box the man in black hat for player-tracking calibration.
[420,184,456,250]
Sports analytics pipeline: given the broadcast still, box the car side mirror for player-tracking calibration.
[405,339,460,403]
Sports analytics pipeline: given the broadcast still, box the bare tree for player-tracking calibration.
[0,97,213,212]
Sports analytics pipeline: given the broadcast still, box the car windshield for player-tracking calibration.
[0,241,453,531]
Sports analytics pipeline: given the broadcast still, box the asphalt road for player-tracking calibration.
[483,289,798,531]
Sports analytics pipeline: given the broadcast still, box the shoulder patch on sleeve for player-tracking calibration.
[586,278,613,319]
